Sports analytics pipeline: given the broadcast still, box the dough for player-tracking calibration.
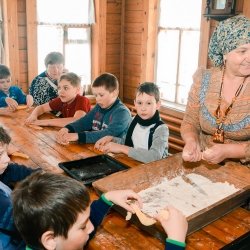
[28,124,43,130]
[11,152,30,159]
[130,204,156,226]
[16,105,28,110]
[157,210,169,220]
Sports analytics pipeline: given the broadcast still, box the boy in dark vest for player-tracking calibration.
[95,82,169,163]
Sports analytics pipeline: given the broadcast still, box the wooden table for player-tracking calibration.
[1,108,250,250]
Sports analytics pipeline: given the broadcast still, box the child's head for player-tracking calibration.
[0,64,12,94]
[134,82,161,120]
[12,172,94,250]
[91,73,119,109]
[0,126,11,174]
[57,72,81,103]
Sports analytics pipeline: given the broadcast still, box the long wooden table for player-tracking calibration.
[1,108,250,250]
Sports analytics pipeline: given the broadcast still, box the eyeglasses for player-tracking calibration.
[47,64,64,71]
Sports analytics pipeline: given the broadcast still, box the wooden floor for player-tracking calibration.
[2,108,250,250]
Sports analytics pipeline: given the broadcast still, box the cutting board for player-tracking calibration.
[92,153,250,243]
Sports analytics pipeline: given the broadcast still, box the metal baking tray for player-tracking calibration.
[58,154,130,185]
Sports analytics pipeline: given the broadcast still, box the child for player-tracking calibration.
[25,72,91,128]
[12,172,187,250]
[55,73,131,144]
[95,82,169,163]
[0,64,33,109]
[0,126,40,250]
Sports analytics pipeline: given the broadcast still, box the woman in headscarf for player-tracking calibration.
[181,14,250,165]
[30,52,66,106]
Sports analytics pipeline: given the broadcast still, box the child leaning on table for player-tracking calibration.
[12,172,187,250]
[25,72,91,128]
[55,73,131,144]
[0,64,33,109]
[95,82,169,163]
[0,126,41,250]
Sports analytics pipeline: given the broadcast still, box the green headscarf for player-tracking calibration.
[208,14,250,67]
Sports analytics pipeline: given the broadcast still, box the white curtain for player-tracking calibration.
[37,0,95,25]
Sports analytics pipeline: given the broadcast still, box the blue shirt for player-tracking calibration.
[0,86,27,107]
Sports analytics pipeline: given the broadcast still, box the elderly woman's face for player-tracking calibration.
[224,44,250,77]
[46,63,64,80]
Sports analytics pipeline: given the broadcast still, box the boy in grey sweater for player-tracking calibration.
[95,82,169,163]
[55,73,131,144]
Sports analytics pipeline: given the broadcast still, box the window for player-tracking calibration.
[36,0,94,93]
[155,0,202,108]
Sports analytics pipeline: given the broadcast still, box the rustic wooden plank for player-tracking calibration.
[18,25,26,38]
[18,83,28,94]
[119,0,125,101]
[19,50,27,62]
[18,12,26,25]
[124,32,142,45]
[106,33,121,43]
[20,72,28,83]
[106,24,121,34]
[106,44,121,54]
[106,63,120,73]
[124,63,141,77]
[125,23,143,33]
[107,2,122,13]
[124,54,141,65]
[3,0,20,86]
[101,213,161,249]
[237,0,244,14]
[106,54,120,64]
[17,0,26,12]
[92,0,106,79]
[123,85,137,100]
[26,0,38,85]
[140,0,158,83]
[125,10,143,23]
[186,230,225,249]
[243,0,250,18]
[202,224,237,244]
[123,74,140,87]
[124,44,141,55]
[18,37,27,49]
[87,228,127,250]
[19,61,28,73]
[107,13,121,23]
[125,0,143,11]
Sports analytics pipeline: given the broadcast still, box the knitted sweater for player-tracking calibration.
[65,97,131,143]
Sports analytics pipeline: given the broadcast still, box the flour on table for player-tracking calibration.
[138,173,240,217]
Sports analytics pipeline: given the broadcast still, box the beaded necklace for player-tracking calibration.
[213,65,247,143]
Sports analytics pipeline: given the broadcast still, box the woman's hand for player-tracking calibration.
[94,136,114,151]
[26,95,34,107]
[202,144,241,164]
[105,190,143,213]
[5,97,18,110]
[182,139,202,162]
[154,205,187,243]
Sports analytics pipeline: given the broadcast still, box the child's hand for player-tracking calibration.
[26,95,34,107]
[103,142,130,155]
[25,115,37,125]
[154,205,187,243]
[55,128,78,145]
[94,136,114,151]
[0,107,15,115]
[105,190,142,214]
[5,97,18,110]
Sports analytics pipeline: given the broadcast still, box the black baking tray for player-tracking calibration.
[58,154,130,185]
